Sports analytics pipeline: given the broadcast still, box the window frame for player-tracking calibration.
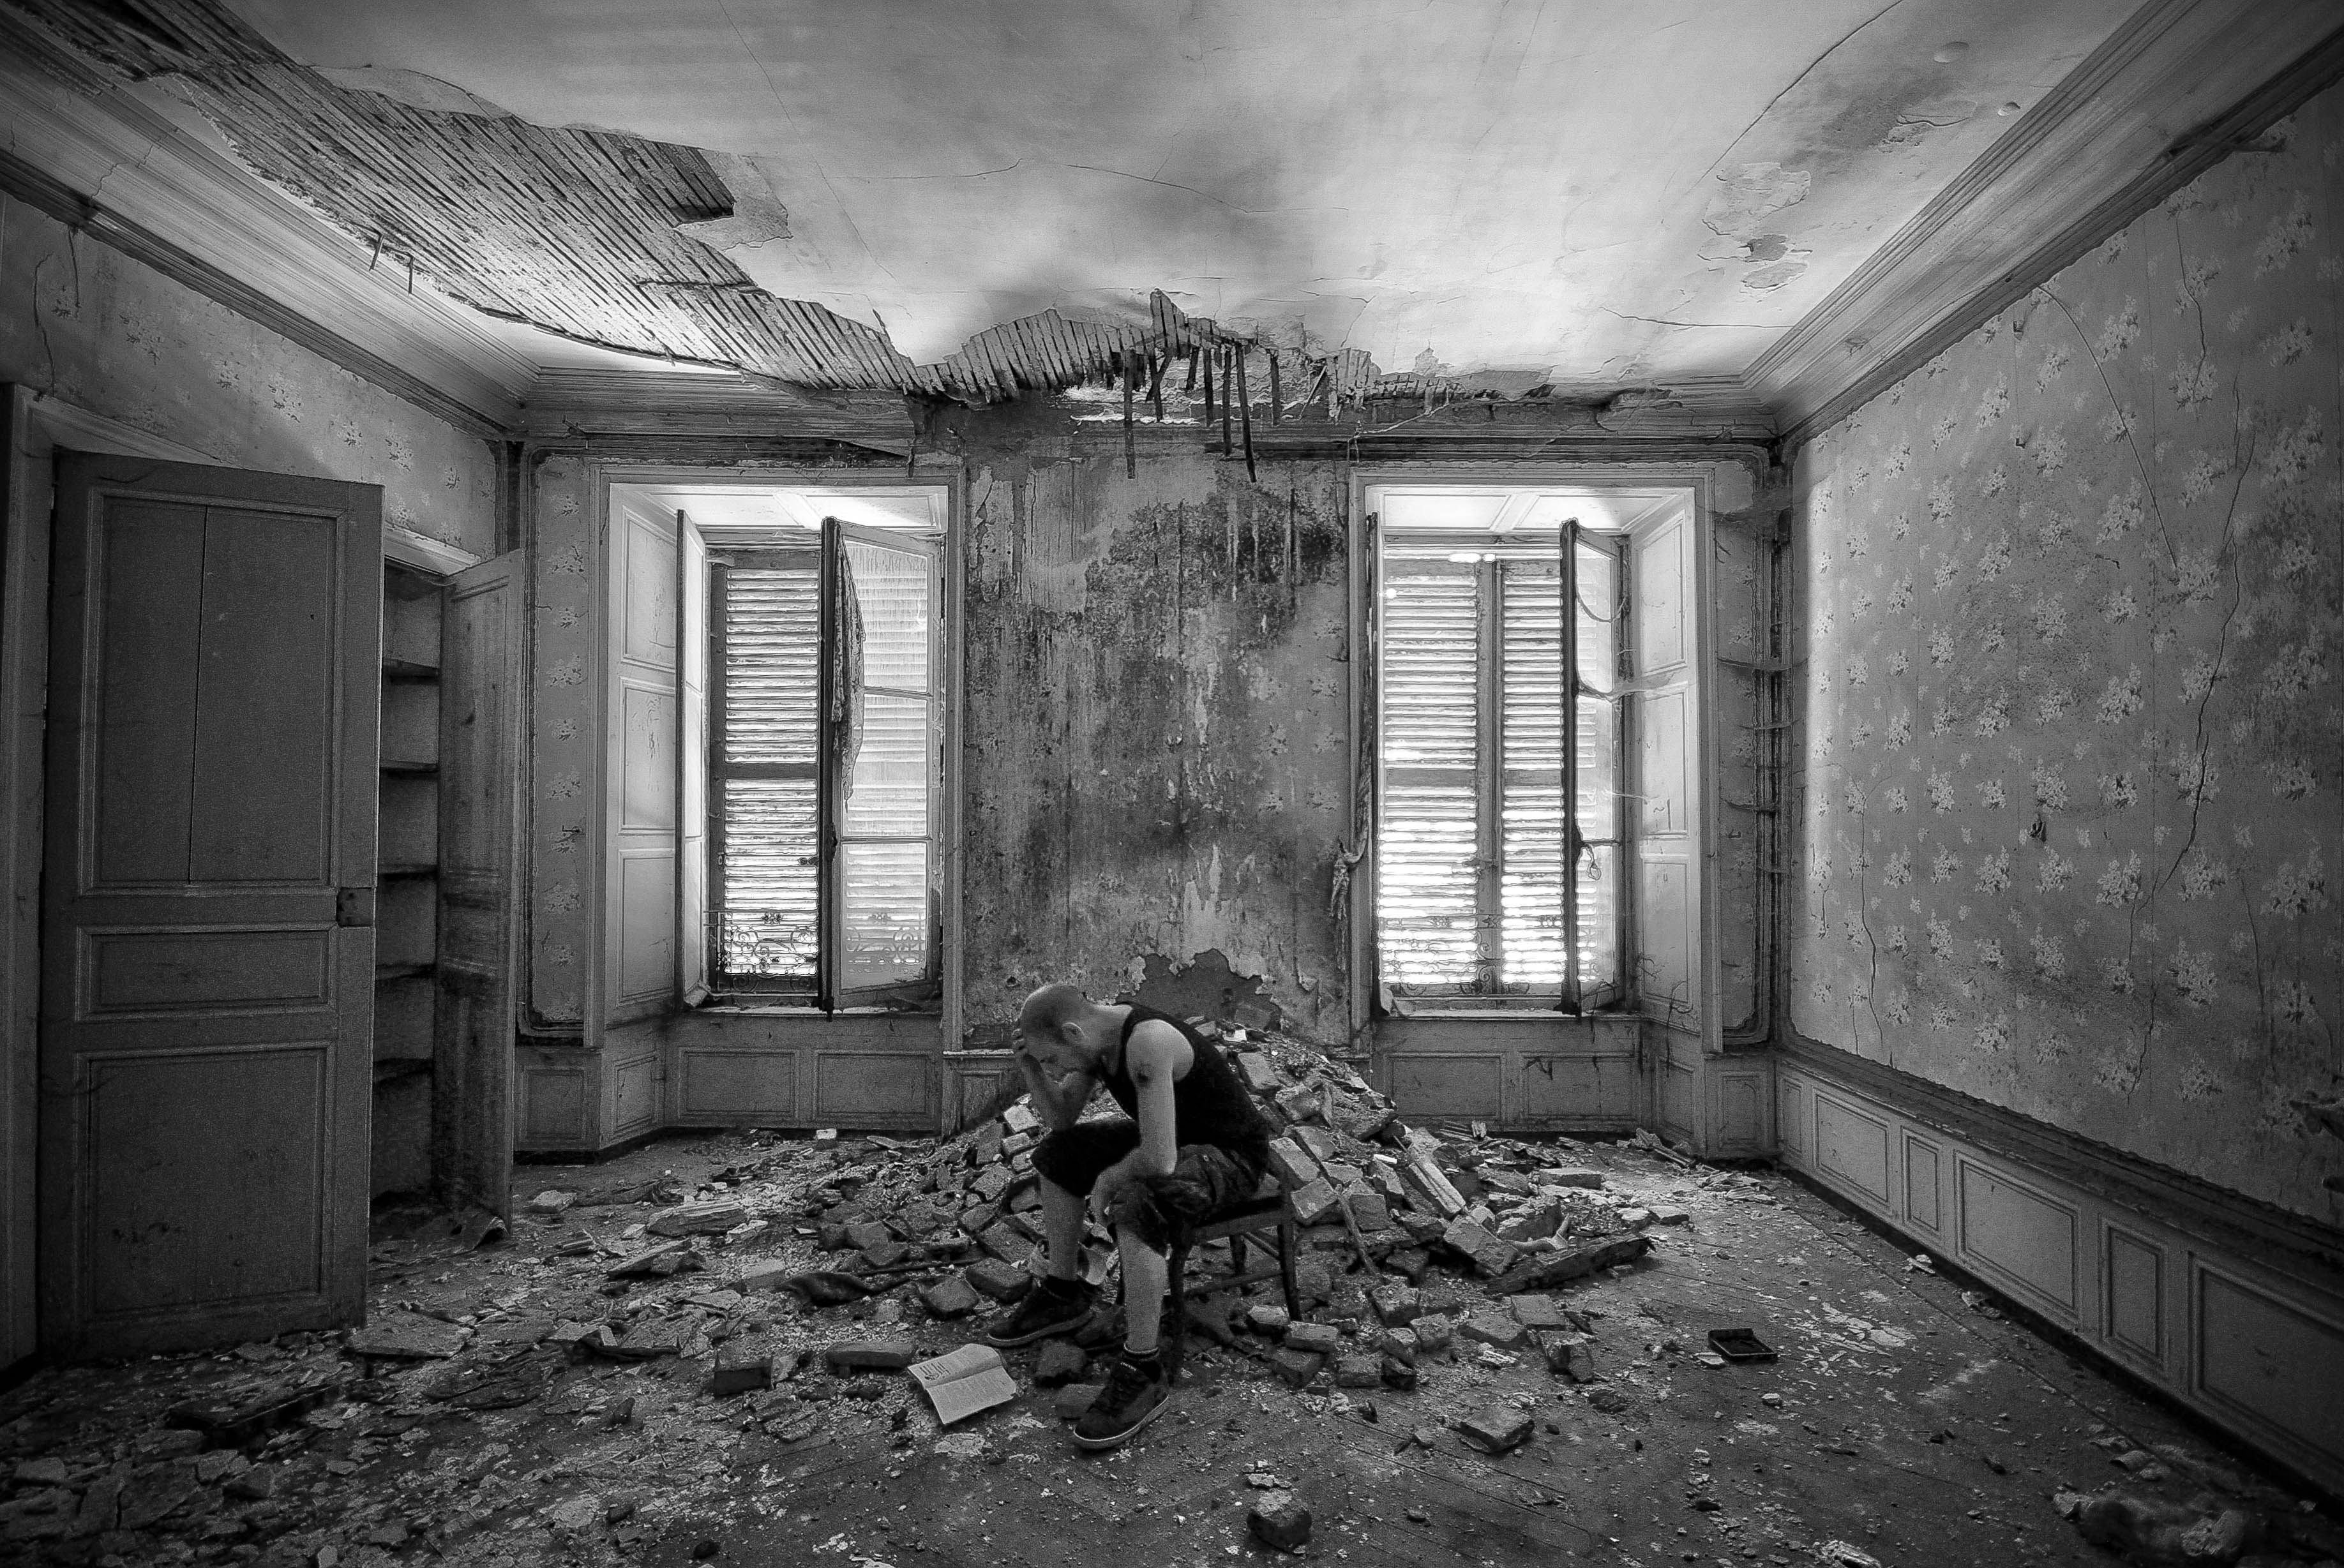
[1372,515,1632,1013]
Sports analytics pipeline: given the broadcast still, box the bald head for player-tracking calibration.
[1016,983,1113,1068]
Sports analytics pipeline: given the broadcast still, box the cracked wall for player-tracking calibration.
[957,426,1354,1048]
[1788,86,2344,1221]
[0,195,494,553]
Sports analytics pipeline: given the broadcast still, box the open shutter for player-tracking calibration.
[1572,530,1628,1008]
[1377,561,1482,989]
[820,518,942,1009]
[708,546,820,992]
[677,513,708,1003]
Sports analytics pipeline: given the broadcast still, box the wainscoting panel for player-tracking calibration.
[1374,1013,1641,1130]
[1778,1050,2344,1497]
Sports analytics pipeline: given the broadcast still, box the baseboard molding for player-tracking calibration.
[1777,1042,2344,1497]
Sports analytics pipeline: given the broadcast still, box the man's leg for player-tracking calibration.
[1115,1228,1168,1353]
[1039,1174,1088,1281]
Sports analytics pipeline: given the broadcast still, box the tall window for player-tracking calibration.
[705,518,942,1007]
[1376,495,1627,1010]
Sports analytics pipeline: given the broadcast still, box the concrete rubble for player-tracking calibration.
[4,1022,2342,1568]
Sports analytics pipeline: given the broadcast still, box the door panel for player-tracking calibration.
[434,552,520,1220]
[40,454,379,1357]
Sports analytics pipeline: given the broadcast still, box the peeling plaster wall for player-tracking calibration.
[0,196,494,553]
[958,435,1354,1047]
[1788,88,2344,1222]
[526,454,597,1033]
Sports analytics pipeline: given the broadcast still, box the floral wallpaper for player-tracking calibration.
[1791,84,2344,1221]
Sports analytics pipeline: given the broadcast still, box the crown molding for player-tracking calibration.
[0,11,527,437]
[1747,0,2344,450]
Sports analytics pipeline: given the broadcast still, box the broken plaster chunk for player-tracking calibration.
[1536,1332,1597,1383]
[1532,1169,1606,1190]
[1369,1283,1422,1327]
[1289,1177,1340,1227]
[1506,1294,1570,1331]
[1346,1192,1392,1233]
[1457,1405,1533,1454]
[1237,1053,1286,1095]
[1410,1313,1455,1356]
[1245,1304,1292,1336]
[1266,1138,1320,1190]
[1248,1497,1313,1551]
[1002,1103,1040,1136]
[710,1349,772,1397]
[1332,1354,1381,1388]
[1377,1326,1420,1364]
[344,1312,465,1359]
[645,1201,749,1238]
[1053,1382,1101,1421]
[1648,1205,1690,1225]
[918,1276,982,1318]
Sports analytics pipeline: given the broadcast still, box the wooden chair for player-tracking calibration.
[1161,1173,1302,1382]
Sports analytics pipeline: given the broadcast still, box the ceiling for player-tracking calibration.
[209,0,2135,396]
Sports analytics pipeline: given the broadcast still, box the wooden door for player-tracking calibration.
[40,454,380,1357]
[433,553,521,1220]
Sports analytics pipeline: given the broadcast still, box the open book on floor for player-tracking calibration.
[908,1343,1019,1425]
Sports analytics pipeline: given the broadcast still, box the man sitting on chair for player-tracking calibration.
[982,983,1273,1449]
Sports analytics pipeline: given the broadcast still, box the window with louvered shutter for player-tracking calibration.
[1377,526,1626,1009]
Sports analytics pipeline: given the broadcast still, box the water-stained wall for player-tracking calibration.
[957,435,1355,1046]
[1789,85,2344,1221]
[0,199,495,555]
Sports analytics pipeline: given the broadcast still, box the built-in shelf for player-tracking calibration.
[382,658,440,682]
[379,862,437,879]
[373,1057,433,1085]
[375,960,433,982]
[379,759,438,775]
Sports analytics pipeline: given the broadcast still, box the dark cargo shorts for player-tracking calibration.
[1030,1121,1270,1251]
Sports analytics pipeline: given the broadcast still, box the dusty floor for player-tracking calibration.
[3,1127,2337,1568]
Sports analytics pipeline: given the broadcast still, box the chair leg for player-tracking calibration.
[1229,1233,1247,1276]
[1277,1212,1302,1320]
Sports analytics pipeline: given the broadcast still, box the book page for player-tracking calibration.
[909,1344,1017,1424]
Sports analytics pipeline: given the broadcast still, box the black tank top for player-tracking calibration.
[1102,1003,1272,1155]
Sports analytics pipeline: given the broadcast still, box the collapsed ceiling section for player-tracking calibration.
[12,0,2140,410]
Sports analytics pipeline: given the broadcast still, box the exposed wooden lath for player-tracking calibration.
[2,0,1289,406]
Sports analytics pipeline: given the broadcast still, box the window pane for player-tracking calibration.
[844,692,931,838]
[723,567,818,765]
[1576,694,1618,826]
[1378,779,1480,985]
[1498,563,1565,987]
[1381,567,1478,767]
[1575,541,1619,694]
[716,777,816,984]
[842,538,931,691]
[839,840,929,989]
[1576,842,1623,1001]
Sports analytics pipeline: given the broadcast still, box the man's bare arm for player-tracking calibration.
[1088,1021,1192,1221]
[1013,1049,1093,1130]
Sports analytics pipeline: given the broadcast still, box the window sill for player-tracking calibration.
[693,1002,942,1020]
[1388,1003,1627,1022]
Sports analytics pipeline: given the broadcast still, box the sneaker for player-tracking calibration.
[982,1278,1097,1348]
[1071,1352,1171,1450]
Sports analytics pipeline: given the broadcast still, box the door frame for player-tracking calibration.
[0,385,218,1378]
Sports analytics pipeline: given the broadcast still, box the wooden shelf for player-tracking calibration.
[382,658,440,682]
[379,862,437,879]
[375,961,433,982]
[373,1058,433,1085]
[379,759,438,775]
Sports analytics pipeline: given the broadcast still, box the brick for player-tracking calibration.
[1388,1247,1432,1283]
[1032,1341,1088,1387]
[823,1338,917,1372]
[1532,1169,1606,1189]
[1440,1220,1520,1278]
[1237,1052,1285,1094]
[1274,1083,1321,1123]
[1295,1258,1334,1304]
[971,1166,1013,1203]
[1649,1206,1690,1225]
[1053,1383,1101,1421]
[1457,1405,1533,1454]
[1320,1162,1364,1190]
[1584,1386,1630,1414]
[1332,1354,1382,1388]
[1379,1355,1420,1389]
[963,1259,1032,1302]
[1248,1499,1312,1551]
[1410,1313,1454,1355]
[1459,1313,1529,1350]
[1289,1177,1339,1226]
[1293,1125,1342,1163]
[844,1220,894,1251]
[918,1276,982,1318]
[1244,1304,1291,1336]
[1396,1212,1448,1246]
[1369,1283,1422,1327]
[1000,1131,1035,1158]
[860,1241,914,1269]
[1617,1207,1655,1228]
[1346,1193,1392,1233]
[1495,1200,1561,1244]
[1266,1138,1320,1189]
[1269,1349,1324,1389]
[1002,1103,1040,1135]
[980,1224,1037,1266]
[1284,1321,1342,1355]
[711,1350,772,1396]
[1377,1327,1419,1364]
[1370,1161,1409,1202]
[1507,1294,1570,1331]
